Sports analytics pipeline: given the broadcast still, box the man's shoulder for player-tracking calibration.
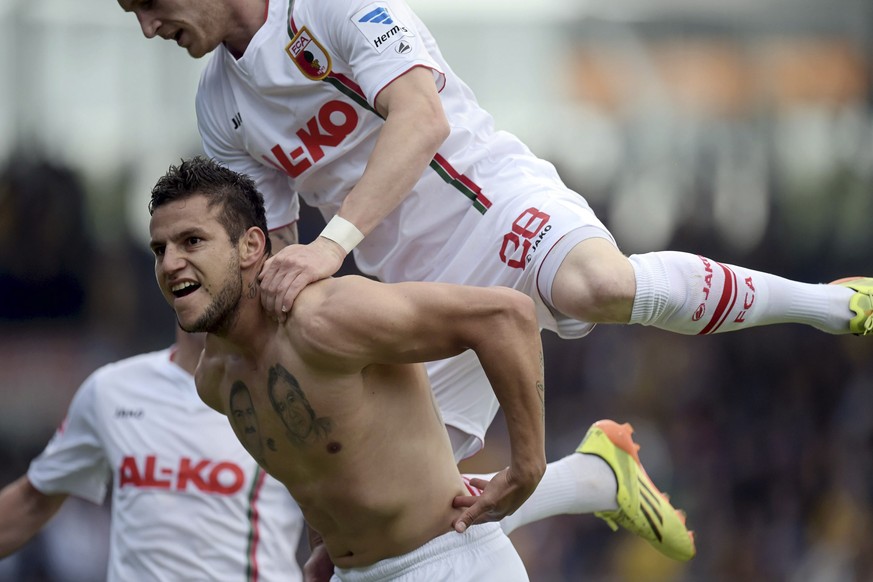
[286,275,378,347]
[95,348,171,377]
[293,275,372,312]
[86,349,175,398]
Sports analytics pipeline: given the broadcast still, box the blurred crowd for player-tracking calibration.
[0,99,872,582]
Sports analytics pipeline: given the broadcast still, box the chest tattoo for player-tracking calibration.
[267,364,332,446]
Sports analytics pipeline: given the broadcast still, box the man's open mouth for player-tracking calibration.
[171,281,200,298]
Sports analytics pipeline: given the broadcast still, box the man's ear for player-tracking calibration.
[239,227,267,267]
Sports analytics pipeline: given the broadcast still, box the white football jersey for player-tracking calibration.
[196,0,567,285]
[27,348,304,582]
[195,0,606,454]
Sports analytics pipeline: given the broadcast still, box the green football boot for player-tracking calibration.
[831,277,873,336]
[577,419,696,561]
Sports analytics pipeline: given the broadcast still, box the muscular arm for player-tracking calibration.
[0,476,67,557]
[259,67,450,317]
[298,278,546,524]
[336,65,449,235]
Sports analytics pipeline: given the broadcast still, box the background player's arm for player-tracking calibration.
[259,67,449,317]
[297,277,546,524]
[0,476,67,556]
[302,525,334,582]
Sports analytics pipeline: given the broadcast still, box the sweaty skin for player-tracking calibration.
[201,333,465,567]
[150,193,545,568]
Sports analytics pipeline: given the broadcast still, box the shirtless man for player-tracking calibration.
[147,156,546,580]
[115,0,868,561]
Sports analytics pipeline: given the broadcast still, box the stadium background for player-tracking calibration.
[0,0,871,579]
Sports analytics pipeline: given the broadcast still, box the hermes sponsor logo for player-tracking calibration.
[352,4,414,54]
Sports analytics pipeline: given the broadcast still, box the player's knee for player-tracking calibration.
[552,244,635,323]
[575,271,634,323]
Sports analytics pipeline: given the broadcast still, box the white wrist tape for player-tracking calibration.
[319,215,364,254]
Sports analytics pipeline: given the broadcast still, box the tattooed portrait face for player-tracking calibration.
[229,381,264,461]
[267,365,330,446]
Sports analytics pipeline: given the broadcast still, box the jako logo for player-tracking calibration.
[358,7,393,24]
[115,408,144,419]
[119,455,245,495]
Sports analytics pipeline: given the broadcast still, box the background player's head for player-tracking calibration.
[115,0,240,58]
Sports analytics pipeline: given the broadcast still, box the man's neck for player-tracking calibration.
[173,329,206,375]
[208,269,277,361]
[224,0,269,59]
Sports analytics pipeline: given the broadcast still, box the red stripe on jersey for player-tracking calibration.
[246,469,268,581]
[373,64,443,106]
[432,153,492,209]
[328,72,365,99]
[699,262,738,335]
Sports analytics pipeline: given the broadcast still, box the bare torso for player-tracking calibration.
[197,291,466,568]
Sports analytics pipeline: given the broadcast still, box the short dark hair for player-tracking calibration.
[149,156,271,255]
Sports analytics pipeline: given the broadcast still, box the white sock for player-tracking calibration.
[628,251,855,335]
[467,453,618,535]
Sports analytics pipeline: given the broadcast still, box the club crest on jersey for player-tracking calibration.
[352,3,414,54]
[286,26,331,80]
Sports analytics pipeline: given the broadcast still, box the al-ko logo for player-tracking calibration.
[119,455,245,495]
[264,99,359,178]
[352,3,414,54]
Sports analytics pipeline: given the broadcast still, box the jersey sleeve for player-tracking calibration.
[27,373,111,504]
[318,0,445,107]
[196,65,300,231]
